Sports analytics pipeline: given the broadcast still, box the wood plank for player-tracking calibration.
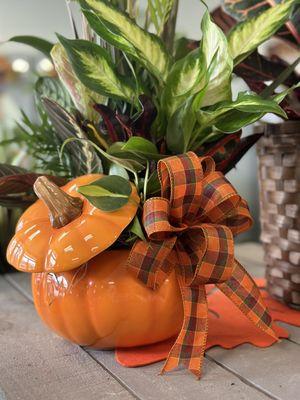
[207,341,300,400]
[87,349,270,400]
[235,243,300,346]
[0,276,134,400]
[278,323,300,345]
[8,273,271,400]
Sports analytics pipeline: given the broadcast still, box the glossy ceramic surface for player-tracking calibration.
[7,175,139,273]
[32,250,183,348]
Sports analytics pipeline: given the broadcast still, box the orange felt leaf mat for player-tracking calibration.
[115,279,300,368]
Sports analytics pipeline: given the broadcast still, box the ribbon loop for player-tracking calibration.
[127,152,276,378]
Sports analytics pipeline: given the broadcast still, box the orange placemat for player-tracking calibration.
[116,279,300,367]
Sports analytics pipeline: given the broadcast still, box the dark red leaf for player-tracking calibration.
[133,95,157,139]
[94,104,125,142]
[217,133,263,174]
[0,173,66,196]
[211,6,236,33]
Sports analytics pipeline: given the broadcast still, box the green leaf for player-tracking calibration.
[42,97,102,175]
[121,137,163,160]
[79,0,171,82]
[61,137,145,175]
[197,92,287,131]
[51,43,106,121]
[161,49,206,117]
[146,170,161,195]
[9,36,54,58]
[109,163,129,179]
[148,0,175,35]
[129,215,146,241]
[57,35,139,104]
[199,11,233,107]
[228,0,296,65]
[272,82,300,104]
[35,77,73,110]
[261,56,300,98]
[78,175,132,211]
[166,97,196,153]
[161,11,233,117]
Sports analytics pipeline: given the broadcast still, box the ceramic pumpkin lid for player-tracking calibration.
[7,174,139,273]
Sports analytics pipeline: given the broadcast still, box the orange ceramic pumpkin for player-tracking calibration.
[7,174,182,348]
[7,174,139,273]
[32,249,183,348]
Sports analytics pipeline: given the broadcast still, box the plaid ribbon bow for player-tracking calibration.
[127,152,277,378]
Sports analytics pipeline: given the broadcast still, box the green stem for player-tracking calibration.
[143,161,150,201]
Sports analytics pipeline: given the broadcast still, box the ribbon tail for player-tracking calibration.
[161,279,208,379]
[217,259,278,340]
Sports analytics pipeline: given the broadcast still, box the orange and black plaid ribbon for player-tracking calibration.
[127,151,277,378]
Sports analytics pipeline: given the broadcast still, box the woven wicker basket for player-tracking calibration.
[257,121,300,309]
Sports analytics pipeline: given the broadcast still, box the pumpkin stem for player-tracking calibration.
[33,176,83,229]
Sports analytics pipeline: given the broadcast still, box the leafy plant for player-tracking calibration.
[2,0,298,248]
[213,0,300,119]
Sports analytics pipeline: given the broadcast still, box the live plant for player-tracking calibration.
[1,0,298,222]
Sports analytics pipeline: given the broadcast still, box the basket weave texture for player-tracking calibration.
[257,122,300,309]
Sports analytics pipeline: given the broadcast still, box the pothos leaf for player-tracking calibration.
[9,35,54,58]
[78,175,132,211]
[79,0,171,82]
[51,43,106,122]
[228,0,296,65]
[121,137,162,160]
[57,35,139,105]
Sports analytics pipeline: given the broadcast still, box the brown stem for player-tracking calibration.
[33,176,83,229]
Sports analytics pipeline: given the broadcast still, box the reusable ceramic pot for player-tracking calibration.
[32,249,183,348]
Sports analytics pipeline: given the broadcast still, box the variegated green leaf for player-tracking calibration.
[193,92,286,138]
[51,43,106,122]
[79,0,171,82]
[198,11,233,108]
[148,0,175,35]
[57,35,139,105]
[162,11,233,118]
[197,92,287,131]
[161,49,206,117]
[228,0,297,65]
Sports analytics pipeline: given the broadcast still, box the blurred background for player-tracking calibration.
[0,0,297,242]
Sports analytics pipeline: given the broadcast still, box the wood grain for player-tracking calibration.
[0,276,134,400]
[3,243,300,400]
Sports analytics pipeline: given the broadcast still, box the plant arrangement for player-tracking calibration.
[3,0,299,378]
[213,0,300,119]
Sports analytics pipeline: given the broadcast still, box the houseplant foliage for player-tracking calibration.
[213,0,300,119]
[4,0,299,377]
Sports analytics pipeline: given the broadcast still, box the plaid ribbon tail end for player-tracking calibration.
[160,284,208,379]
[217,260,278,341]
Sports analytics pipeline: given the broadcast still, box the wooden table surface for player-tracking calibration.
[0,243,299,400]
